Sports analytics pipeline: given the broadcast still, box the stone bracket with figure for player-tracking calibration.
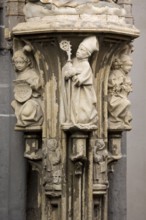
[108,44,133,131]
[60,36,99,131]
[11,44,44,130]
[11,12,139,218]
[42,139,62,191]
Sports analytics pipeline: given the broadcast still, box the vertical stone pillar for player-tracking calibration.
[69,132,88,220]
[108,132,127,220]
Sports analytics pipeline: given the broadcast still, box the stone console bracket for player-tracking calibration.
[11,1,139,219]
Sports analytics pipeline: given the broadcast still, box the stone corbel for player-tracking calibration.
[11,0,139,218]
[11,40,44,131]
[107,43,133,172]
[108,43,133,131]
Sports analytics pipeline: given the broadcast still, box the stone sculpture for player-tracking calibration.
[61,36,99,130]
[108,54,133,130]
[43,139,61,189]
[11,45,43,128]
[93,139,108,187]
[10,0,139,217]
[23,0,122,20]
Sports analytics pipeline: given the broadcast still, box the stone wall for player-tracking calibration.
[0,1,26,219]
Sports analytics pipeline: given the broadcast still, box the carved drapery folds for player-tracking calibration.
[43,139,62,191]
[60,36,98,130]
[93,139,108,189]
[108,45,133,131]
[11,45,44,130]
[23,0,121,20]
[11,0,139,219]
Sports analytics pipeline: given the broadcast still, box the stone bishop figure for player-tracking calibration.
[61,36,99,130]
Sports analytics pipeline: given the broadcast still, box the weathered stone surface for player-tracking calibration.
[108,49,133,131]
[61,36,98,130]
[11,46,44,129]
[10,1,139,219]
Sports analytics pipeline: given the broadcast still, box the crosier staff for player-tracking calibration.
[60,40,72,122]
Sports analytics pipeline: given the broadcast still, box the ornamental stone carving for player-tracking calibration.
[43,139,62,190]
[24,0,120,20]
[61,36,98,130]
[11,0,139,219]
[93,139,108,188]
[108,49,133,130]
[11,45,43,129]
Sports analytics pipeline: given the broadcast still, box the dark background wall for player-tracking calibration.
[0,49,26,220]
[0,2,26,219]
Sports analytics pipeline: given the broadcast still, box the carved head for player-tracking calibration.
[47,139,58,151]
[95,139,105,151]
[111,58,121,70]
[120,55,133,74]
[12,45,32,72]
[76,36,99,59]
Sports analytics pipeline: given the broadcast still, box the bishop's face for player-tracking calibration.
[76,45,90,59]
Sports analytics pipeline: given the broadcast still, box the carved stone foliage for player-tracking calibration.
[43,139,62,190]
[93,139,108,189]
[108,45,133,130]
[60,36,98,130]
[11,45,44,129]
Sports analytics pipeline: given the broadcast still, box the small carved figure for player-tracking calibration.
[93,139,108,187]
[108,55,133,130]
[61,36,99,130]
[11,46,43,128]
[43,139,61,188]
